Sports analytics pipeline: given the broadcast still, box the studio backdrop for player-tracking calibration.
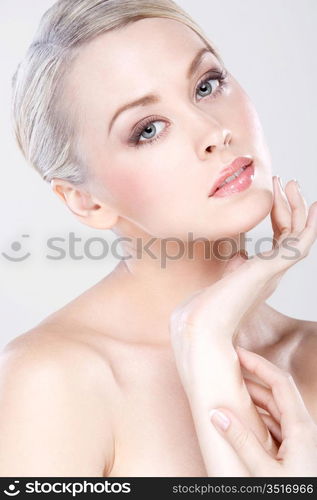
[0,0,316,350]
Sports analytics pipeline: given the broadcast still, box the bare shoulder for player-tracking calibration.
[3,321,117,378]
[0,324,118,476]
[289,319,317,422]
[2,321,119,399]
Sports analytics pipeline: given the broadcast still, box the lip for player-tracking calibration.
[208,156,254,197]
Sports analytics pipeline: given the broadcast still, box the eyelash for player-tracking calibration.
[128,68,228,148]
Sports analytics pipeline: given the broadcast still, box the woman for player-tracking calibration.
[1,0,316,476]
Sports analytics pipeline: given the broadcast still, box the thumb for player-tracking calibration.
[209,408,274,475]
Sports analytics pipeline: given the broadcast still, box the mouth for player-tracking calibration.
[208,157,254,198]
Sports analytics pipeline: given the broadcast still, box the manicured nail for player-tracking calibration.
[209,409,230,431]
[277,176,283,190]
[295,180,301,192]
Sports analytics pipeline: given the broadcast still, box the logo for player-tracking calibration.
[4,481,20,496]
[2,235,31,262]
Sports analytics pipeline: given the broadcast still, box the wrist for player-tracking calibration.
[182,338,240,399]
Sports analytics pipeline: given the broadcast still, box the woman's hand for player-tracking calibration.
[167,176,317,476]
[169,177,317,389]
[210,346,317,477]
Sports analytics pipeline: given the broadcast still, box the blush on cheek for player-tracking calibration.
[103,168,161,216]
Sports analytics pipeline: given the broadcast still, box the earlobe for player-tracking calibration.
[74,205,119,230]
[88,210,119,230]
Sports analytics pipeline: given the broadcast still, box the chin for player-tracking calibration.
[223,189,273,235]
[212,188,273,239]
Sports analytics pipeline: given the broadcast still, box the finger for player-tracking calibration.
[270,178,281,244]
[244,377,280,423]
[284,180,308,234]
[292,200,317,259]
[209,407,275,475]
[260,413,282,445]
[236,346,312,436]
[279,200,317,266]
[264,199,317,274]
[270,176,292,241]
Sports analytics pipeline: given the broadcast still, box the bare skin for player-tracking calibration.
[1,17,317,477]
[6,260,314,477]
[167,177,317,475]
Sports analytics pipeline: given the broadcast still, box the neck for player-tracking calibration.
[94,229,287,350]
[116,229,245,288]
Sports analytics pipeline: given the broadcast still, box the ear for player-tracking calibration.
[50,178,119,230]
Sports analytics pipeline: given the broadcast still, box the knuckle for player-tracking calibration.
[233,429,249,451]
[280,226,291,235]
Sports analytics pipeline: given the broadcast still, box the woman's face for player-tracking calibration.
[66,17,273,239]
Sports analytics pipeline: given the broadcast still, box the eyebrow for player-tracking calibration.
[108,47,213,135]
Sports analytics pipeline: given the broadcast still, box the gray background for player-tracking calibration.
[0,0,316,351]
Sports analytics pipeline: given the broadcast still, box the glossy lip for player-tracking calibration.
[208,156,253,197]
[212,163,255,198]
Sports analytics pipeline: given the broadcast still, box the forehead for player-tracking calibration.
[71,17,209,81]
[66,18,214,108]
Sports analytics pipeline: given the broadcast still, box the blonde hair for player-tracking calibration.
[11,0,223,186]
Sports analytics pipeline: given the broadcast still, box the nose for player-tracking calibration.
[195,115,232,159]
[205,128,232,154]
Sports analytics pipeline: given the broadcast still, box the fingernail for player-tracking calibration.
[209,409,230,431]
[295,180,301,192]
[277,176,283,189]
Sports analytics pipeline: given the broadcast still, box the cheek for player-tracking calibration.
[101,162,168,217]
[231,88,272,167]
[235,91,266,142]
[243,98,272,164]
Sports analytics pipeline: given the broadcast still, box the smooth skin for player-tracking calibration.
[210,346,317,477]
[1,17,317,476]
[169,175,317,476]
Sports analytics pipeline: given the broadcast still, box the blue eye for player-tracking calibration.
[128,68,228,148]
[135,120,165,142]
[196,73,225,99]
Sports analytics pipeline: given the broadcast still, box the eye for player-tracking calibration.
[134,120,165,145]
[128,68,228,148]
[128,116,169,148]
[196,70,227,101]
